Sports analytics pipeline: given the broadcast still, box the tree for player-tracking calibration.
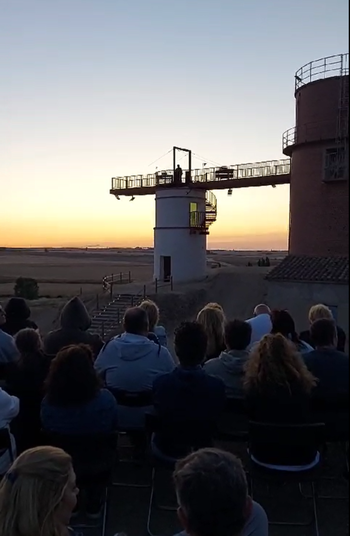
[14,277,39,300]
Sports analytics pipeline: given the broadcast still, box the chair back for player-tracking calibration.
[217,397,249,441]
[109,388,153,408]
[249,421,325,447]
[41,430,117,478]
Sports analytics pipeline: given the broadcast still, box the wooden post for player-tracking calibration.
[117,309,120,324]
[120,272,122,283]
[110,283,113,298]
[143,285,146,299]
[170,276,174,291]
[96,294,99,310]
[129,271,131,283]
[131,295,134,306]
[102,322,105,339]
[79,287,82,296]
[155,278,158,294]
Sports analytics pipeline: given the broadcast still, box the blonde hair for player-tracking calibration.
[309,304,333,324]
[140,300,160,332]
[196,306,225,359]
[204,302,225,314]
[244,333,317,394]
[0,446,72,536]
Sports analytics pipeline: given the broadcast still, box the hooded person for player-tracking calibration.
[44,297,103,358]
[1,298,38,337]
[204,320,252,399]
[94,307,175,430]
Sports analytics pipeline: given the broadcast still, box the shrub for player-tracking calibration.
[14,277,39,300]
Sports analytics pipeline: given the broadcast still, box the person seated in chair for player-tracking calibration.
[304,318,349,409]
[245,304,271,349]
[152,322,226,459]
[204,320,252,399]
[0,446,83,536]
[41,344,118,518]
[140,299,168,347]
[44,296,103,358]
[95,307,174,429]
[244,333,318,469]
[300,304,347,352]
[0,304,19,366]
[271,309,313,354]
[173,448,268,536]
[5,328,51,453]
[1,298,38,337]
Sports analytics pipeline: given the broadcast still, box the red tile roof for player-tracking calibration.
[267,255,349,284]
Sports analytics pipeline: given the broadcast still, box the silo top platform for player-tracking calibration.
[110,158,291,197]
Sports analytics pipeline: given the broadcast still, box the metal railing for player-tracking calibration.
[206,190,217,211]
[111,159,291,191]
[282,119,344,153]
[295,53,349,90]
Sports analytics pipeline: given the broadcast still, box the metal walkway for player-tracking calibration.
[110,158,291,197]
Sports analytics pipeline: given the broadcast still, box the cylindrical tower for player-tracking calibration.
[154,188,208,282]
[283,53,349,257]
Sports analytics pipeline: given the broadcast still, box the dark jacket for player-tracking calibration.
[245,381,315,466]
[44,297,103,357]
[5,351,51,452]
[204,349,249,399]
[41,388,118,435]
[153,366,226,457]
[2,298,38,337]
[300,325,347,353]
[303,348,349,406]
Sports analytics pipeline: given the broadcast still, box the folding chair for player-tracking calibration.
[248,421,325,536]
[109,388,154,489]
[216,397,249,442]
[42,430,117,536]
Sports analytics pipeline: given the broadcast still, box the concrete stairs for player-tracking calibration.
[90,293,140,339]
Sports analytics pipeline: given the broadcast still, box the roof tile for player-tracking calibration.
[267,255,349,284]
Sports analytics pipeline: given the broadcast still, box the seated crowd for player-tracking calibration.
[0,295,348,536]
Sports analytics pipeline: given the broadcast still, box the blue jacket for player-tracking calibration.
[154,325,168,347]
[94,332,175,429]
[0,330,18,363]
[153,366,226,457]
[41,389,118,435]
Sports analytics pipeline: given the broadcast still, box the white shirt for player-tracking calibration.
[0,388,20,474]
[246,314,272,349]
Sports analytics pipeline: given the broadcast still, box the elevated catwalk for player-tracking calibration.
[110,158,291,197]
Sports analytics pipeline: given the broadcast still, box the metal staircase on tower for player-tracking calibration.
[189,191,217,235]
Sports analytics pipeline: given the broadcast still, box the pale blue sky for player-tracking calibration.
[0,0,348,248]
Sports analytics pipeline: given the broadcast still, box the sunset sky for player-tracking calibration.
[0,0,348,250]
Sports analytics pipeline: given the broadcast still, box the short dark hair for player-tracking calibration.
[45,344,101,406]
[174,322,207,366]
[224,320,252,351]
[174,448,248,536]
[123,307,149,335]
[271,309,299,344]
[310,318,337,348]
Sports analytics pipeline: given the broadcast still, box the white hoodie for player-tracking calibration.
[246,314,273,349]
[0,388,19,474]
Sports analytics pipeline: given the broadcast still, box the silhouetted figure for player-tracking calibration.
[174,164,183,185]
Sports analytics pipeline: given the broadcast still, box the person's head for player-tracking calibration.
[271,309,299,344]
[5,297,31,321]
[224,320,252,351]
[123,307,149,336]
[253,304,271,317]
[174,448,251,536]
[196,306,225,358]
[310,318,338,349]
[139,300,160,332]
[0,304,6,326]
[177,164,181,169]
[174,321,207,367]
[308,304,333,325]
[45,344,101,406]
[244,333,316,394]
[205,302,224,314]
[15,328,42,355]
[0,446,78,536]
